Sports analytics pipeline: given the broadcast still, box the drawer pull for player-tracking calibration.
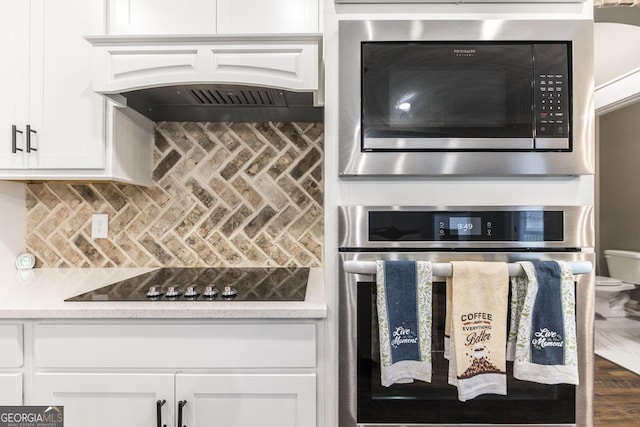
[11,125,23,153]
[156,399,166,427]
[178,400,187,427]
[26,125,37,152]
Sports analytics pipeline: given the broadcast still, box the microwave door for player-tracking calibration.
[361,42,535,151]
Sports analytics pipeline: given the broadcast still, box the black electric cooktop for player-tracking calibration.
[66,267,309,302]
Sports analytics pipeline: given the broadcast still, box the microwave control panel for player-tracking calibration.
[533,43,571,148]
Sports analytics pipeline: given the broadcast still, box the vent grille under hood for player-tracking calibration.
[123,85,323,122]
[189,87,287,106]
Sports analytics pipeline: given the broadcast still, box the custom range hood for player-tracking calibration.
[85,34,323,122]
[119,84,322,122]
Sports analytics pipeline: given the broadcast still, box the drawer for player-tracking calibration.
[0,324,23,368]
[34,322,315,369]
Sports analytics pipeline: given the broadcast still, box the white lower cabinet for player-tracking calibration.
[31,322,318,427]
[33,372,315,427]
[0,323,24,405]
[34,373,174,427]
[177,373,316,427]
[0,374,23,405]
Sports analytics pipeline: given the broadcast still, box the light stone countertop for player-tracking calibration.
[0,267,326,319]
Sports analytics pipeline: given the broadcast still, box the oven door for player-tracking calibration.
[338,251,594,427]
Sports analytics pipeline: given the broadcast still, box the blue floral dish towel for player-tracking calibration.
[376,260,433,387]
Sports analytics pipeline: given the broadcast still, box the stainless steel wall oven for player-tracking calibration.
[338,20,594,176]
[338,205,595,426]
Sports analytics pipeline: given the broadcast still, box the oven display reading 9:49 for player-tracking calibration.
[449,217,482,236]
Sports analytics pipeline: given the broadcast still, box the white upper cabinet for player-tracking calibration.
[28,0,105,170]
[0,0,153,185]
[0,1,31,170]
[0,0,104,171]
[109,0,217,34]
[217,0,319,34]
[107,0,320,35]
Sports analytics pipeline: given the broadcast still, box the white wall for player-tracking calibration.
[598,100,640,274]
[322,1,595,426]
[594,23,640,114]
[0,182,25,270]
[595,22,640,88]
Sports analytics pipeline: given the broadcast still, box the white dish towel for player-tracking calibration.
[449,261,509,402]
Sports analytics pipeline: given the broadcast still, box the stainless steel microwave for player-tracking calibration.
[339,20,595,176]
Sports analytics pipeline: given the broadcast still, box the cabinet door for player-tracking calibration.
[176,373,316,427]
[27,0,105,169]
[217,0,319,34]
[108,0,216,34]
[0,374,22,405]
[33,373,175,427]
[0,1,29,169]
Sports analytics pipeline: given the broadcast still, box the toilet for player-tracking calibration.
[595,250,640,318]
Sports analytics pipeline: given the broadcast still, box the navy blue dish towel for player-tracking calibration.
[383,260,421,363]
[530,261,565,366]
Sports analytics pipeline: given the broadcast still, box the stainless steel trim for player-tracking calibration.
[357,424,578,426]
[357,425,578,427]
[343,260,593,276]
[338,19,594,176]
[536,138,570,150]
[336,0,584,2]
[364,137,534,150]
[338,205,595,250]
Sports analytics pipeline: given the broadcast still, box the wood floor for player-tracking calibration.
[594,355,640,426]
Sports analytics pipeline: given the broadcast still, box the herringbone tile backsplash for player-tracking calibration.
[26,122,323,268]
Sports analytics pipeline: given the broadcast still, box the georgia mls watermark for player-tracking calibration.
[0,406,63,427]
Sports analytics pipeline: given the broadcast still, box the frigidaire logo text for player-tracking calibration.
[453,48,476,57]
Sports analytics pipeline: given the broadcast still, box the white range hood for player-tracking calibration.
[84,33,323,122]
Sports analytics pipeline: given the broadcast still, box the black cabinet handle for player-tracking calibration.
[177,400,187,427]
[26,125,37,152]
[156,399,166,427]
[11,125,23,153]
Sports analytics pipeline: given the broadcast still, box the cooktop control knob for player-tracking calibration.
[184,285,199,298]
[165,286,180,298]
[203,285,218,299]
[146,286,161,298]
[222,285,238,299]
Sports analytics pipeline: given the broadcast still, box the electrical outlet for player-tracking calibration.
[91,214,109,239]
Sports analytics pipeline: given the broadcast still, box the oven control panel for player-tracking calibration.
[369,210,564,242]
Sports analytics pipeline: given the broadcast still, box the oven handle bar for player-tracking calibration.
[343,260,593,277]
